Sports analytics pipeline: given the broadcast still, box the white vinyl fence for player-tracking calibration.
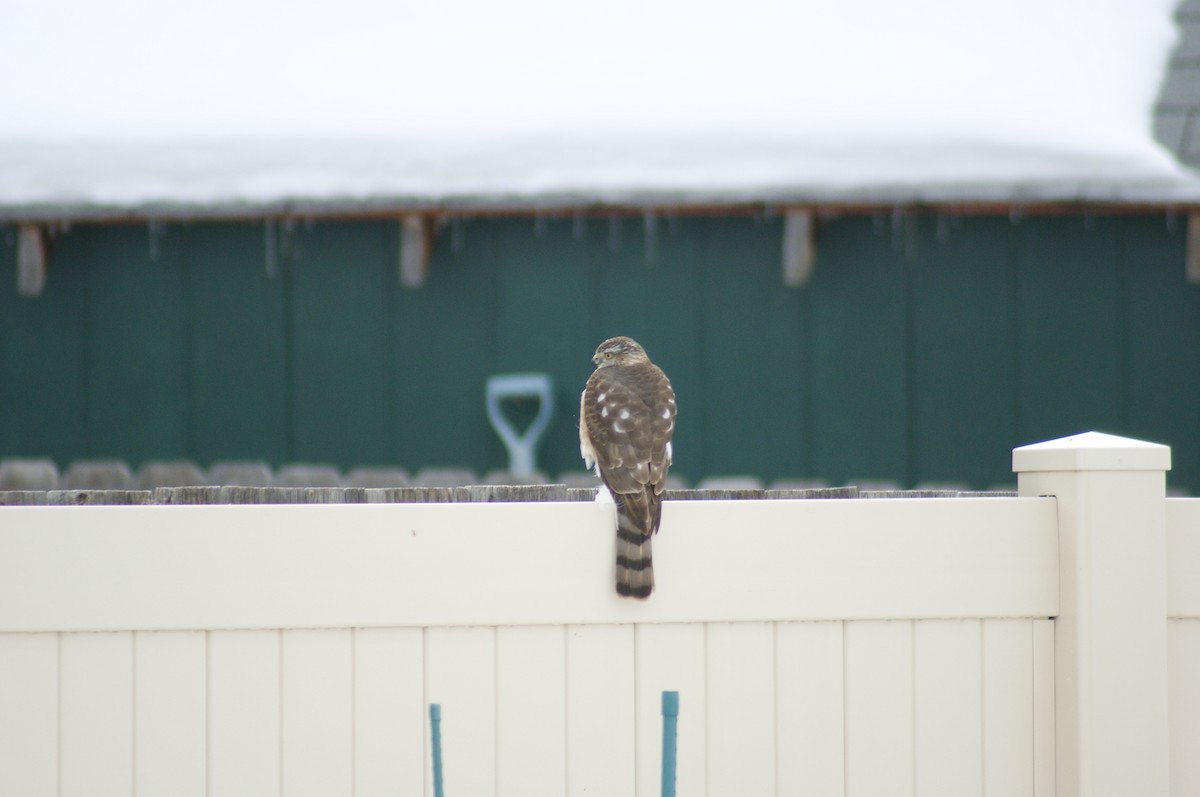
[0,431,1194,797]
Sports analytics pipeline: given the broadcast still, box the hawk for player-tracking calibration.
[579,336,676,599]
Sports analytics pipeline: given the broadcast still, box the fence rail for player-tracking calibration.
[0,497,1056,632]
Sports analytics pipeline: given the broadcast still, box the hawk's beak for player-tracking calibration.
[591,355,600,365]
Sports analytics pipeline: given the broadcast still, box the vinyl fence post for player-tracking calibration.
[1014,431,1170,797]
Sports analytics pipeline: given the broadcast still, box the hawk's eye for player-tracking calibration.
[604,352,613,359]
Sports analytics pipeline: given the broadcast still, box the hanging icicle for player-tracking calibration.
[936,212,950,244]
[17,224,47,297]
[608,214,621,253]
[781,209,815,287]
[264,219,278,278]
[450,215,465,254]
[643,209,658,265]
[147,221,166,263]
[1187,211,1200,284]
[890,207,905,252]
[400,215,431,288]
[280,218,297,261]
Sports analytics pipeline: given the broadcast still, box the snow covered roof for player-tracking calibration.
[3,0,1199,219]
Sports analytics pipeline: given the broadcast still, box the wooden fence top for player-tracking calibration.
[0,485,1014,506]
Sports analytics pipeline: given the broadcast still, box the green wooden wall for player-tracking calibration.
[1,213,1197,492]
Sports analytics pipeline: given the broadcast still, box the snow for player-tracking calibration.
[1,0,1197,213]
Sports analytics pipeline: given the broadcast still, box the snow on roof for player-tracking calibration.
[2,0,1198,216]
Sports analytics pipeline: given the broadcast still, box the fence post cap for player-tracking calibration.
[1012,431,1171,474]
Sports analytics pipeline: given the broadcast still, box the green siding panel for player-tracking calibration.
[909,216,1017,487]
[393,220,498,473]
[83,225,190,465]
[1122,215,1200,493]
[692,217,806,481]
[490,218,596,478]
[1,214,1197,494]
[808,216,909,486]
[0,227,87,463]
[1016,217,1122,444]
[185,223,288,465]
[586,215,704,481]
[288,222,395,467]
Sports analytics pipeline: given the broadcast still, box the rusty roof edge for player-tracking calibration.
[4,187,1200,226]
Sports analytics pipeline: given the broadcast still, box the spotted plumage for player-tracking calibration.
[579,336,676,599]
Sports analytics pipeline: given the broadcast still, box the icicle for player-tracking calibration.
[1009,207,1023,225]
[936,213,950,243]
[400,215,430,288]
[281,218,297,260]
[534,213,548,238]
[1166,209,1178,233]
[781,210,815,287]
[890,207,905,252]
[1187,212,1200,284]
[643,210,657,265]
[573,211,586,241]
[264,219,278,278]
[147,221,165,263]
[608,215,621,253]
[17,224,47,297]
[451,216,465,254]
[904,213,918,260]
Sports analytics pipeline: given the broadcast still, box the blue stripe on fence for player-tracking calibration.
[662,690,679,797]
[429,703,444,797]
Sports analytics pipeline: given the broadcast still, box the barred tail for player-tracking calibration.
[614,490,658,599]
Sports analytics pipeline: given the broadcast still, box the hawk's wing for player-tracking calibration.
[580,362,675,495]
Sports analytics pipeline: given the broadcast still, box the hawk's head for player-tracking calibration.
[592,336,650,367]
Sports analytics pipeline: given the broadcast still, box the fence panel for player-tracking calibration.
[706,622,776,796]
[565,624,635,796]
[777,620,845,795]
[495,625,566,797]
[0,632,57,797]
[280,629,353,797]
[352,627,425,797]
[134,630,206,797]
[1170,619,1200,796]
[61,632,133,797]
[0,494,1065,796]
[425,626,497,797]
[915,620,983,796]
[1169,498,1200,796]
[634,623,707,797]
[208,630,280,797]
[845,620,914,797]
[982,619,1035,796]
[1033,619,1056,796]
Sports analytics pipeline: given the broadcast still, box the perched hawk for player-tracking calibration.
[579,336,676,599]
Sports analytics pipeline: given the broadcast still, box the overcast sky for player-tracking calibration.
[1,0,1179,156]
